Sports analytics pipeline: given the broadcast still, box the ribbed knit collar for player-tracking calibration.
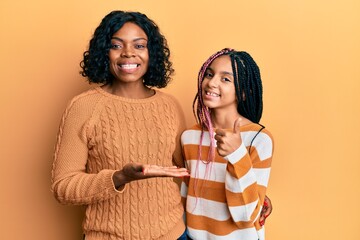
[95,86,161,103]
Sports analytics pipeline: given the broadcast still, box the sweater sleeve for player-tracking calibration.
[223,131,273,228]
[51,96,121,205]
[170,96,187,168]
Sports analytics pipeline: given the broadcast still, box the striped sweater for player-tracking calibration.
[180,123,274,240]
[51,87,186,240]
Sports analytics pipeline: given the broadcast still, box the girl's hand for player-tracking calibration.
[215,118,242,156]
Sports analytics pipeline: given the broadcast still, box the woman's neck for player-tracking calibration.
[102,81,154,99]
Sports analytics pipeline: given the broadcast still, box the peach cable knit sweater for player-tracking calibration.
[51,87,186,240]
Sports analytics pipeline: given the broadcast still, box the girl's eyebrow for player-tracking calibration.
[207,67,233,76]
[111,37,148,42]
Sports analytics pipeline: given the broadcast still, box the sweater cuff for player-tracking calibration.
[110,171,127,193]
[224,143,248,165]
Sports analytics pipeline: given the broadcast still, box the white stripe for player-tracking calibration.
[180,181,188,198]
[181,129,211,146]
[187,160,227,182]
[182,129,273,161]
[186,195,230,221]
[224,143,248,164]
[225,168,257,193]
[253,168,271,187]
[228,199,259,222]
[243,131,273,160]
[187,226,259,240]
[257,226,265,240]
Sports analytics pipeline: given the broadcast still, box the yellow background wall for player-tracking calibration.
[1,0,359,239]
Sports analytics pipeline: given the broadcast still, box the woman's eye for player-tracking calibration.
[223,77,231,82]
[135,44,146,49]
[111,44,121,49]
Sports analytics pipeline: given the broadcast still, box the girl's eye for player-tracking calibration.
[223,77,231,82]
[204,72,213,78]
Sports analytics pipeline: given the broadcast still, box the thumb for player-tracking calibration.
[233,117,242,134]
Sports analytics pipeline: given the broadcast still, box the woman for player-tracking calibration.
[51,11,189,240]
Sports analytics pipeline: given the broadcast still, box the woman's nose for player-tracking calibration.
[121,45,135,57]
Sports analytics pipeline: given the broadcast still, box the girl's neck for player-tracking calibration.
[210,109,250,129]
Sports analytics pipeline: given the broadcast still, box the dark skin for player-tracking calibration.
[112,163,190,191]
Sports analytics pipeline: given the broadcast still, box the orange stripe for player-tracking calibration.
[225,182,259,206]
[187,179,226,203]
[187,212,255,234]
[227,157,252,179]
[183,144,227,163]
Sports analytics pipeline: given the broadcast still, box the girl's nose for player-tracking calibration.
[207,77,219,88]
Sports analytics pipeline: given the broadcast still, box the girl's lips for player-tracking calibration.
[205,91,220,97]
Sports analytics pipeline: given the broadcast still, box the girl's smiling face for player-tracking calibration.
[201,55,237,112]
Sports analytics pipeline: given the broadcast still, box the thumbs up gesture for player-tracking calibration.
[214,118,243,157]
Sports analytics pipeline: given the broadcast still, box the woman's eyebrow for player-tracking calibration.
[111,37,148,42]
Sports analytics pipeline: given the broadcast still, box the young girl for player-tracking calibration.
[181,48,274,240]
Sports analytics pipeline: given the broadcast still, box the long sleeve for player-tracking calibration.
[224,129,273,228]
[169,95,187,168]
[51,94,119,205]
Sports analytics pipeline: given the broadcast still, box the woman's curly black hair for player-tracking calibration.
[80,10,174,88]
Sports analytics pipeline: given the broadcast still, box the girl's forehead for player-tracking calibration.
[208,55,232,70]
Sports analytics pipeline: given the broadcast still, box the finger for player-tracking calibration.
[130,163,144,173]
[263,204,272,218]
[214,134,224,142]
[143,165,189,177]
[215,129,226,136]
[259,206,267,222]
[233,117,242,134]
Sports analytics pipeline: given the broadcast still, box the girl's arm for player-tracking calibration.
[216,121,273,228]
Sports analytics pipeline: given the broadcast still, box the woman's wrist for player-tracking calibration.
[112,170,129,190]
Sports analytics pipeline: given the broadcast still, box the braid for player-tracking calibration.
[191,48,263,200]
[193,48,233,163]
[230,51,263,123]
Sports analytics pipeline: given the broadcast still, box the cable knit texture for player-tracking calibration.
[51,87,186,240]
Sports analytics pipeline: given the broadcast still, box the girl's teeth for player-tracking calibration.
[207,92,219,97]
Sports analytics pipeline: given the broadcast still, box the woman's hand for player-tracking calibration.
[259,195,273,226]
[112,162,189,189]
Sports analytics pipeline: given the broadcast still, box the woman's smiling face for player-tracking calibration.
[108,22,149,84]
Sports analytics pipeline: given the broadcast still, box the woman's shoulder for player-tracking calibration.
[155,90,184,111]
[68,87,102,105]
[156,90,179,103]
[62,87,103,117]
